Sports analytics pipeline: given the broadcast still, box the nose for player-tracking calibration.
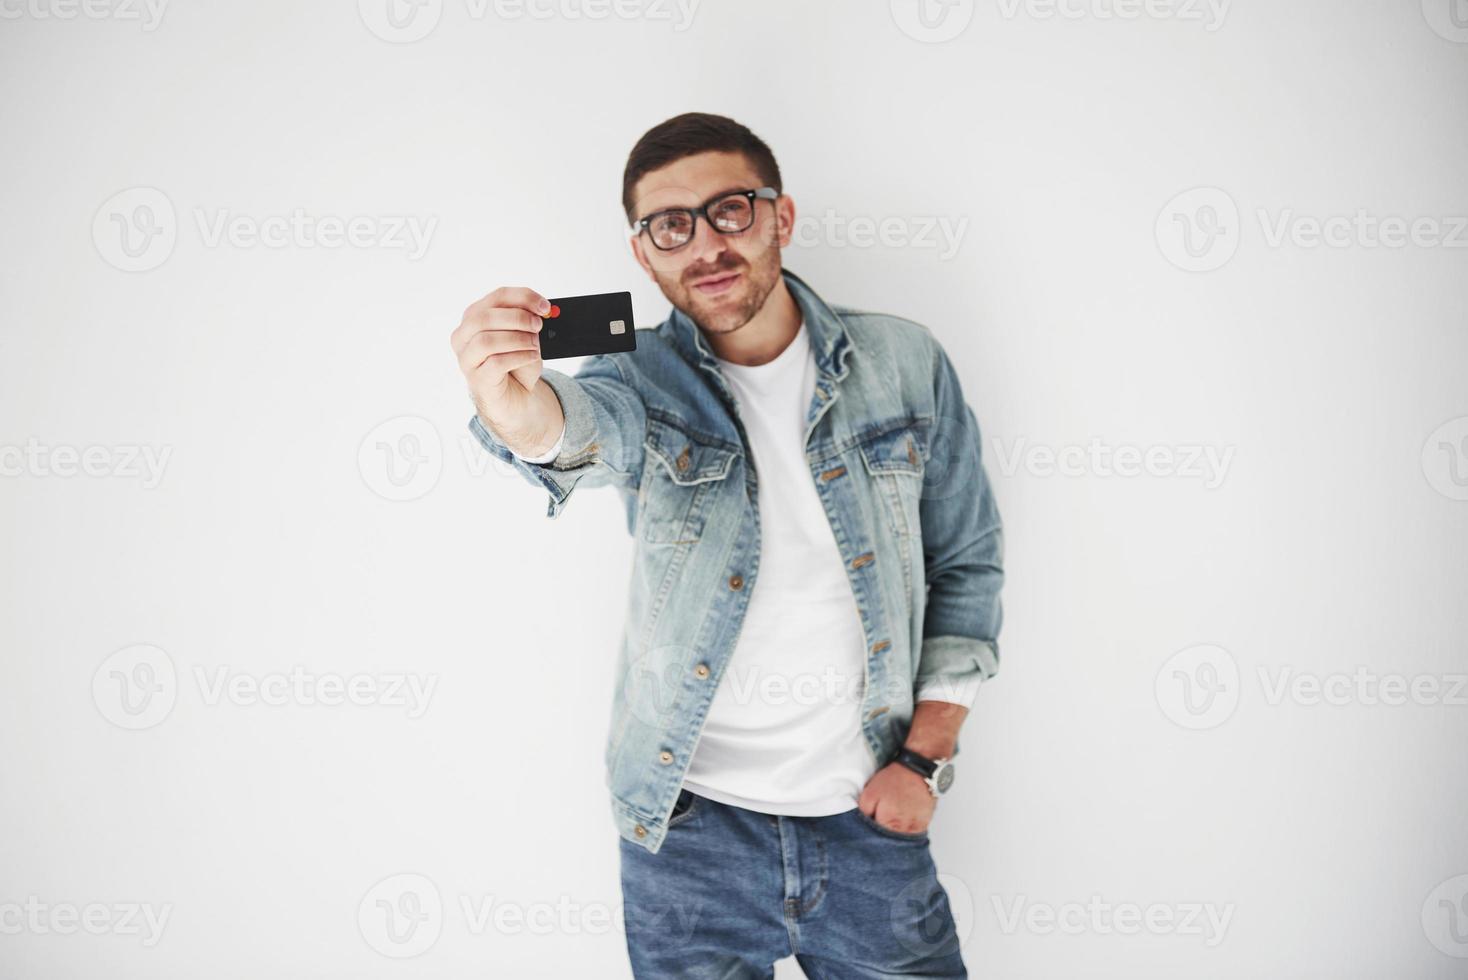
[683,213,732,268]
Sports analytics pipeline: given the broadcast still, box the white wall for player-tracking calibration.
[1,1,1465,977]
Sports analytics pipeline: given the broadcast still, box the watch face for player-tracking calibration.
[934,763,955,794]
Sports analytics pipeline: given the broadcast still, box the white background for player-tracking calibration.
[2,0,1466,977]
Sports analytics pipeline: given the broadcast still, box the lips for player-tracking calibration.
[691,271,741,295]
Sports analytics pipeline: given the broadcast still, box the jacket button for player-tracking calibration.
[634,824,647,838]
[659,750,673,764]
[676,446,691,471]
[728,574,744,590]
[694,663,710,679]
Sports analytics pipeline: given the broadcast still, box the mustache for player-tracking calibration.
[683,259,744,285]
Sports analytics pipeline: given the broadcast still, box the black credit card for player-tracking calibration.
[539,291,637,360]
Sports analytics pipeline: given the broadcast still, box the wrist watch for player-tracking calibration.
[894,747,955,798]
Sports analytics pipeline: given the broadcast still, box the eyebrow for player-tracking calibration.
[635,186,752,225]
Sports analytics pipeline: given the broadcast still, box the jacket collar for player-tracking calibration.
[668,267,853,380]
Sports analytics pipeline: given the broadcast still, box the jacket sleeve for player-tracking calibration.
[914,341,1005,711]
[466,353,647,519]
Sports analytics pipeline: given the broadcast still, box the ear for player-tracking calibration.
[629,233,656,281]
[763,193,796,250]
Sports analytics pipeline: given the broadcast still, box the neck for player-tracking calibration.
[703,276,801,367]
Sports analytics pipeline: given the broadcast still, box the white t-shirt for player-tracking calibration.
[679,319,878,815]
[513,319,978,816]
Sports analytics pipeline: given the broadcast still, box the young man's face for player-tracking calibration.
[628,150,794,337]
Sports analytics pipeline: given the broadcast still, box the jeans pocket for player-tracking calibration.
[854,806,929,841]
[667,788,699,828]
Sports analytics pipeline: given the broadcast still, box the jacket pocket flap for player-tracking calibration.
[645,418,738,485]
[857,418,928,476]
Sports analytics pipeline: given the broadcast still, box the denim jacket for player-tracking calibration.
[468,268,1003,854]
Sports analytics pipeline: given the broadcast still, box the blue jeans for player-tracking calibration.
[618,788,968,978]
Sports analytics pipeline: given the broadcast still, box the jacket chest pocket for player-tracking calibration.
[857,418,929,540]
[638,418,739,545]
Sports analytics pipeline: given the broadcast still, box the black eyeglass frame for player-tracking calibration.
[632,186,780,251]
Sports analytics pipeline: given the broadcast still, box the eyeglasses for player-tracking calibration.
[633,187,779,251]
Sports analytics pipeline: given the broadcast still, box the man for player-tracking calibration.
[449,112,1003,978]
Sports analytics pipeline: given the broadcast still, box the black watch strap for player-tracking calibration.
[894,747,938,778]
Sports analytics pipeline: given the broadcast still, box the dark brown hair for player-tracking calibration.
[621,112,782,225]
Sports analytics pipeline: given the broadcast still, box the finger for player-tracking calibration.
[452,307,542,357]
[459,329,539,375]
[484,285,552,318]
[477,347,541,384]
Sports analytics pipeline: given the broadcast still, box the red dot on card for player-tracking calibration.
[548,305,560,318]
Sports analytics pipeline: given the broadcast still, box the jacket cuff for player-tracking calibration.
[465,369,604,518]
[914,634,999,706]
